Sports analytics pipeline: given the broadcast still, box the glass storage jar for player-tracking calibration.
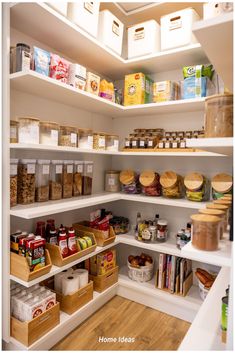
[83,161,93,195]
[50,160,63,200]
[17,159,36,204]
[10,120,18,143]
[18,117,40,144]
[124,137,131,149]
[35,160,50,202]
[39,121,60,146]
[119,170,141,194]
[156,219,168,242]
[184,172,210,202]
[131,135,139,149]
[160,170,184,198]
[73,161,83,196]
[199,208,226,239]
[139,170,161,196]
[62,160,73,198]
[139,135,146,149]
[78,129,93,149]
[10,159,18,207]
[191,214,221,251]
[105,170,120,192]
[106,135,119,151]
[211,173,233,200]
[93,132,106,150]
[59,126,78,147]
[147,135,157,149]
[206,203,229,230]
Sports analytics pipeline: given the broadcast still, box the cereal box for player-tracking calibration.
[153,81,179,102]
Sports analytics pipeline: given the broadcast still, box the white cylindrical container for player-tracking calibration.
[68,63,86,90]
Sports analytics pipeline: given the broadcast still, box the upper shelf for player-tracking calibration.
[10,3,208,80]
[193,12,233,92]
[186,138,233,156]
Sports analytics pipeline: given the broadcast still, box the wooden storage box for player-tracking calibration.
[89,266,119,292]
[73,222,116,247]
[10,249,52,282]
[46,231,97,267]
[156,270,193,297]
[11,302,60,347]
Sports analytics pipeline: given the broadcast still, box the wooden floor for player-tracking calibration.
[52,296,190,351]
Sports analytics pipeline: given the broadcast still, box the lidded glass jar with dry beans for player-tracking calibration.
[184,172,210,202]
[119,170,141,194]
[10,120,19,143]
[211,173,233,200]
[73,161,83,196]
[17,159,36,204]
[39,121,60,146]
[191,214,221,251]
[160,171,184,198]
[139,170,161,196]
[62,160,74,198]
[50,160,63,200]
[35,160,50,202]
[83,161,93,195]
[59,126,78,147]
[93,132,106,150]
[18,117,40,144]
[10,159,18,207]
[78,129,93,149]
[105,170,120,192]
[106,135,119,151]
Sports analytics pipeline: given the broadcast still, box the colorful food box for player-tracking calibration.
[90,249,116,275]
[26,238,46,272]
[153,81,179,102]
[33,47,50,76]
[124,72,153,106]
[86,72,100,95]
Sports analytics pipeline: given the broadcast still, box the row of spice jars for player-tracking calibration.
[164,130,204,139]
[124,128,164,149]
[10,118,119,151]
[10,159,94,206]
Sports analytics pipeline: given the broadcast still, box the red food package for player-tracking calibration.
[26,237,46,272]
[50,53,69,84]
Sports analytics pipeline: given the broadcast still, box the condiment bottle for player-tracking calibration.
[68,227,77,255]
[142,221,151,242]
[45,219,55,242]
[48,227,58,245]
[35,221,46,238]
[135,212,142,239]
[157,219,168,242]
[58,230,69,258]
[149,222,157,242]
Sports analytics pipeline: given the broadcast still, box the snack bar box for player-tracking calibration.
[98,9,124,56]
[160,8,200,51]
[127,20,160,59]
[67,2,100,37]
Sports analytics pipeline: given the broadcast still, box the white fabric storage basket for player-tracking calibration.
[98,10,124,55]
[203,2,223,19]
[46,2,67,16]
[160,8,200,51]
[127,261,154,283]
[67,2,100,37]
[127,20,160,59]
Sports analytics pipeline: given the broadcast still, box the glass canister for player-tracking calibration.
[106,135,119,151]
[139,170,161,196]
[73,161,83,196]
[156,219,168,242]
[18,117,40,144]
[83,161,93,195]
[199,208,226,239]
[39,121,60,146]
[211,173,233,200]
[160,171,184,198]
[124,137,131,149]
[78,129,93,149]
[93,132,106,150]
[62,160,74,198]
[119,170,141,194]
[105,170,120,192]
[147,135,157,149]
[131,135,139,149]
[50,160,63,200]
[59,126,78,147]
[10,159,18,207]
[17,159,36,204]
[206,203,229,231]
[191,214,221,251]
[184,172,210,202]
[35,160,50,202]
[10,120,18,143]
[205,94,233,137]
[139,135,146,149]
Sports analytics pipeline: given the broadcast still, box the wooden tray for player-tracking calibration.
[73,222,116,247]
[122,148,202,153]
[10,249,52,282]
[156,270,193,297]
[89,266,119,292]
[11,302,60,347]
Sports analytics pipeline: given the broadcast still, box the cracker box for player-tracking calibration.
[90,249,116,275]
[124,72,153,106]
[86,72,100,96]
[153,81,179,102]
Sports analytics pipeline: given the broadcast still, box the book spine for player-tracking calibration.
[158,254,163,289]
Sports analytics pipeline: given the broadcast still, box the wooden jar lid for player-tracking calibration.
[211,173,233,193]
[222,194,232,199]
[184,172,204,190]
[139,170,156,187]
[199,208,225,217]
[206,203,229,211]
[214,199,232,206]
[119,170,135,185]
[160,171,178,188]
[191,214,221,223]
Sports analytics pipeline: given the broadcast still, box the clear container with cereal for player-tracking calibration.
[17,159,36,204]
[39,121,60,146]
[73,161,84,196]
[93,132,106,150]
[62,160,74,198]
[35,160,50,202]
[160,170,184,198]
[50,160,63,200]
[18,117,40,144]
[10,159,18,207]
[78,129,93,149]
[106,135,119,151]
[211,173,233,200]
[105,170,120,192]
[191,214,221,251]
[59,126,78,147]
[139,170,161,196]
[83,161,93,195]
[119,170,141,194]
[184,172,210,202]
[10,120,19,143]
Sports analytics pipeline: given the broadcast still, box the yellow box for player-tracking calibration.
[124,72,153,106]
[153,81,179,103]
[90,249,116,275]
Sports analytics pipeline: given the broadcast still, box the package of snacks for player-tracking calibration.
[86,72,100,95]
[99,79,115,101]
[33,47,50,76]
[50,54,69,83]
[184,172,210,202]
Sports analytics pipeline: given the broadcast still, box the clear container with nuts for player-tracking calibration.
[62,160,74,198]
[17,159,36,204]
[83,161,93,195]
[10,120,19,143]
[35,160,50,202]
[18,117,40,144]
[78,129,93,149]
[73,161,83,196]
[106,135,119,151]
[39,121,60,146]
[59,126,78,147]
[93,132,106,150]
[10,159,18,207]
[50,160,63,200]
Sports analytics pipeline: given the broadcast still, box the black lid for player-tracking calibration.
[187,222,192,228]
[16,43,30,50]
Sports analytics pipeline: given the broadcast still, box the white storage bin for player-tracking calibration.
[161,8,200,51]
[127,261,154,283]
[98,10,124,56]
[203,3,222,19]
[127,20,160,59]
[67,2,100,37]
[46,2,68,16]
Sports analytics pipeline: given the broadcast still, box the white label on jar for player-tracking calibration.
[67,165,73,173]
[108,177,115,186]
[172,142,178,148]
[125,141,130,147]
[87,165,93,173]
[158,142,164,148]
[42,165,49,175]
[22,50,31,71]
[165,142,170,148]
[77,165,83,173]
[140,140,145,147]
[114,140,119,148]
[51,130,58,143]
[142,229,151,240]
[27,164,35,174]
[10,127,17,139]
[180,141,186,148]
[148,141,153,147]
[10,164,17,175]
[71,133,77,144]
[98,137,105,147]
[157,229,168,239]
[87,136,93,148]
[132,141,137,147]
[56,165,62,174]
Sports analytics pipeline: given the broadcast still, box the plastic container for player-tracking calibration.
[191,214,221,251]
[78,129,93,149]
[139,170,161,196]
[18,117,40,144]
[105,170,120,192]
[98,10,124,55]
[73,161,83,196]
[93,132,106,150]
[39,121,59,146]
[106,135,119,151]
[14,43,31,72]
[160,171,184,198]
[184,172,210,202]
[199,208,226,238]
[62,160,73,199]
[10,159,18,207]
[46,2,67,16]
[35,160,50,202]
[83,161,93,195]
[212,173,233,199]
[10,120,19,143]
[160,8,200,51]
[49,160,63,200]
[127,260,154,282]
[119,170,141,194]
[67,2,100,37]
[17,159,36,204]
[205,94,233,137]
[59,126,78,147]
[127,20,160,59]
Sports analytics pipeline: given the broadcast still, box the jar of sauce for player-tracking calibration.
[157,219,168,242]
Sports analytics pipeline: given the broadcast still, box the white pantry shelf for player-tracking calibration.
[186,138,233,156]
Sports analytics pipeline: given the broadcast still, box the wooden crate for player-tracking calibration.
[11,302,60,347]
[10,249,52,282]
[156,270,193,297]
[122,148,203,153]
[73,222,116,247]
[46,231,97,267]
[89,266,119,292]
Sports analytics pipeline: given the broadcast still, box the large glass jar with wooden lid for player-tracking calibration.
[18,117,40,144]
[139,170,161,196]
[206,203,229,230]
[184,172,210,202]
[211,173,233,200]
[93,132,106,150]
[119,170,141,194]
[160,171,184,198]
[191,214,221,251]
[106,134,119,151]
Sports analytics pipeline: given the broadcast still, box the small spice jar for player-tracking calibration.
[18,117,40,144]
[131,135,139,149]
[139,170,161,196]
[39,121,60,146]
[179,139,186,148]
[93,132,106,150]
[78,129,93,149]
[35,160,50,202]
[50,160,63,200]
[184,172,210,202]
[124,137,131,149]
[83,161,93,195]
[10,120,19,143]
[62,160,74,198]
[211,173,233,200]
[139,135,146,149]
[157,219,168,242]
[106,135,119,151]
[17,159,36,204]
[147,135,157,149]
[59,126,78,147]
[158,138,165,149]
[199,208,226,239]
[105,170,120,192]
[119,170,141,194]
[73,161,83,196]
[171,139,179,149]
[10,159,18,207]
[191,214,221,251]
[160,171,184,198]
[164,139,172,149]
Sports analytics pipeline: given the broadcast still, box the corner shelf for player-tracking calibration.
[186,138,233,156]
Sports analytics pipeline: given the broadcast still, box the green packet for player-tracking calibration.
[183,65,214,80]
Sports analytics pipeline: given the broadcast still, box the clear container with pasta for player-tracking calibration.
[83,161,93,195]
[17,159,36,204]
[184,172,210,202]
[119,170,141,194]
[35,160,50,202]
[10,159,18,207]
[93,132,106,150]
[10,120,18,143]
[40,121,60,146]
[139,170,161,196]
[50,160,63,200]
[78,129,93,149]
[191,214,221,251]
[160,171,184,198]
[59,126,78,147]
[211,173,233,200]
[62,160,73,198]
[73,161,83,196]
